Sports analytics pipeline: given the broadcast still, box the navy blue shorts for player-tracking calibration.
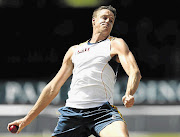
[52,102,126,137]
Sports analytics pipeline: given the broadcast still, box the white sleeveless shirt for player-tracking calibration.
[65,36,118,108]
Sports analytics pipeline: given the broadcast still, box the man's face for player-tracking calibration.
[92,9,115,35]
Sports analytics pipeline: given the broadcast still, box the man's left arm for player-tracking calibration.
[111,38,142,108]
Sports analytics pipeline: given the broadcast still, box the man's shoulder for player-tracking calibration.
[69,41,86,49]
[68,40,88,53]
[110,36,124,42]
[110,37,129,53]
[69,41,88,51]
[109,36,127,46]
[111,37,127,46]
[108,36,116,41]
[78,40,89,46]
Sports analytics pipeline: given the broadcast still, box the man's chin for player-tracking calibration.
[102,28,111,33]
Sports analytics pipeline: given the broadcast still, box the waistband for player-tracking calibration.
[65,102,112,113]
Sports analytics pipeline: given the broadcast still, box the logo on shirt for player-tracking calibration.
[78,47,90,54]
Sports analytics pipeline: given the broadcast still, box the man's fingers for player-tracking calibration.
[122,96,126,102]
[124,100,127,105]
[124,102,134,108]
[7,118,25,134]
[16,122,24,134]
[122,95,135,108]
[7,121,18,131]
[124,96,135,108]
[17,128,21,134]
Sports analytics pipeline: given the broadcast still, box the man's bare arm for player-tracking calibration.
[111,38,142,107]
[7,46,75,133]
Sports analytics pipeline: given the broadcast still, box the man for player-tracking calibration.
[8,5,141,137]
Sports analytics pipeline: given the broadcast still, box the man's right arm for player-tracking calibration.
[7,46,75,134]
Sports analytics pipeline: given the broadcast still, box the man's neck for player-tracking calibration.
[90,33,109,43]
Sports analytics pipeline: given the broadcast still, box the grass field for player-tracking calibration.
[1,133,180,137]
[130,133,180,137]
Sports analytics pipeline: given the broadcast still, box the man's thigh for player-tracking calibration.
[52,107,91,137]
[52,126,92,137]
[99,121,129,137]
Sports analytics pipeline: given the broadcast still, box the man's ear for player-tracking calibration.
[92,18,95,26]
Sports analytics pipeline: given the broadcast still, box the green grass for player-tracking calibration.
[131,133,180,137]
[150,133,180,137]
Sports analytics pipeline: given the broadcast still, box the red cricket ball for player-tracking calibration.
[9,125,19,133]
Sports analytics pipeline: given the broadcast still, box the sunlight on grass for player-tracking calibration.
[131,133,180,137]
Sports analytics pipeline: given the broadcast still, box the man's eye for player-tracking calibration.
[103,16,107,20]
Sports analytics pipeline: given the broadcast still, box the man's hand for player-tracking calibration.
[7,117,29,134]
[122,95,135,108]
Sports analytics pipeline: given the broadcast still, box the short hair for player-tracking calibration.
[92,5,117,19]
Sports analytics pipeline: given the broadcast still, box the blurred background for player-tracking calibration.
[0,0,180,136]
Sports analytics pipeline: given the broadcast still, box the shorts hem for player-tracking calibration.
[97,119,124,135]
